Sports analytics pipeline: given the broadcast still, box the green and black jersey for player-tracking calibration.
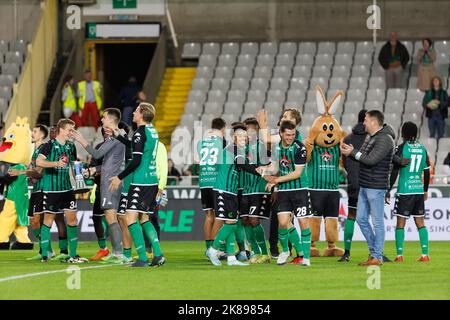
[275,140,307,192]
[39,139,77,192]
[213,144,246,195]
[308,144,340,190]
[395,141,430,195]
[197,135,222,188]
[30,144,44,193]
[243,139,270,195]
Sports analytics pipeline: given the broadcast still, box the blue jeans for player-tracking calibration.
[356,187,386,260]
[428,116,445,139]
[122,106,134,126]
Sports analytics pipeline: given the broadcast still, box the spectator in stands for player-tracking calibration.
[168,158,181,185]
[119,76,146,126]
[417,38,437,91]
[378,32,410,89]
[422,76,449,139]
[61,75,82,128]
[443,152,450,176]
[77,69,102,129]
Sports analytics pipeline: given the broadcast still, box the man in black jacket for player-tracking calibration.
[378,32,410,89]
[339,110,367,262]
[341,110,395,266]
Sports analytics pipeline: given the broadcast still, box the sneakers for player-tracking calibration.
[100,255,126,265]
[301,258,311,267]
[130,259,149,267]
[62,256,88,264]
[90,248,110,261]
[41,256,48,263]
[150,255,166,267]
[382,254,393,263]
[27,253,42,261]
[218,251,227,261]
[206,247,221,266]
[271,253,279,259]
[51,253,70,261]
[394,256,404,263]
[338,253,350,262]
[277,251,290,265]
[227,259,249,266]
[417,255,430,262]
[288,256,304,265]
[235,251,249,261]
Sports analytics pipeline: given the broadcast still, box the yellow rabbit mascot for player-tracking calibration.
[0,117,33,249]
[304,86,346,257]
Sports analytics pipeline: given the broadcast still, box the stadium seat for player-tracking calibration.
[287,89,306,103]
[435,40,450,55]
[402,41,414,56]
[384,101,404,114]
[198,54,217,67]
[224,101,244,115]
[289,77,309,90]
[188,90,207,104]
[256,54,275,67]
[436,53,449,65]
[364,100,384,111]
[408,77,418,89]
[9,39,27,54]
[254,66,272,78]
[309,77,328,91]
[204,102,224,115]
[292,65,311,79]
[201,114,218,126]
[369,76,385,89]
[1,63,20,76]
[250,77,269,91]
[184,101,203,114]
[267,113,280,128]
[329,77,348,91]
[366,88,385,103]
[244,101,261,115]
[356,41,374,54]
[247,89,266,103]
[270,77,289,91]
[230,78,250,91]
[0,86,12,101]
[306,90,317,104]
[435,64,449,78]
[332,65,351,78]
[227,90,246,104]
[279,42,298,55]
[295,53,314,66]
[438,138,450,152]
[215,66,233,79]
[217,54,236,67]
[211,78,230,91]
[221,42,240,56]
[276,54,295,67]
[341,113,357,127]
[0,40,8,54]
[317,41,336,54]
[337,41,355,55]
[202,42,221,56]
[266,89,286,103]
[264,101,283,114]
[196,66,214,79]
[386,88,406,103]
[354,53,372,66]
[405,100,424,114]
[346,89,365,103]
[237,54,256,68]
[241,42,259,55]
[179,114,198,127]
[384,113,402,129]
[260,42,278,55]
[181,42,201,59]
[334,54,353,66]
[302,113,317,124]
[421,138,438,154]
[298,42,316,55]
[303,101,317,113]
[402,112,422,124]
[315,53,333,67]
[406,88,424,102]
[349,77,368,90]
[344,101,362,114]
[4,51,23,65]
[207,90,227,104]
[221,113,237,124]
[234,66,253,79]
[352,65,370,78]
[240,113,255,121]
[419,123,430,139]
[312,65,331,78]
[0,74,15,87]
[191,78,210,91]
[273,65,292,78]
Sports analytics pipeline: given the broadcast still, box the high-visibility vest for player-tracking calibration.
[62,84,77,112]
[78,80,102,110]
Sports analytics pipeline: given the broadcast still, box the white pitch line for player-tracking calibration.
[0,264,124,283]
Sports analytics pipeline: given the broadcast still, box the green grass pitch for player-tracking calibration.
[0,241,448,300]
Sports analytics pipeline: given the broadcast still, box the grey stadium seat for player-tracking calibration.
[298,42,316,55]
[188,90,207,104]
[337,41,355,55]
[250,78,269,91]
[356,41,374,54]
[230,78,249,91]
[346,89,365,103]
[221,42,239,56]
[256,54,275,67]
[266,89,286,103]
[276,54,295,67]
[386,88,406,103]
[217,54,236,67]
[344,101,362,114]
[349,77,368,90]
[244,101,261,115]
[237,54,256,68]
[279,42,297,55]
[0,40,8,54]
[315,53,333,67]
[354,53,372,66]
[198,54,217,67]
[364,100,384,111]
[295,53,314,66]
[191,78,210,91]
[215,66,233,79]
[184,101,203,114]
[369,76,385,89]
[273,65,292,78]
[4,51,23,65]
[204,102,223,114]
[1,63,20,76]
[312,65,331,78]
[254,66,272,78]
[224,102,244,114]
[227,90,246,104]
[260,42,278,56]
[234,66,253,79]
[292,65,311,78]
[9,39,27,54]
[334,54,353,66]
[207,90,227,104]
[202,42,220,56]
[309,77,328,91]
[0,86,12,101]
[332,65,351,78]
[366,88,385,103]
[406,89,424,102]
[317,41,336,54]
[182,42,201,59]
[211,78,230,91]
[241,42,259,55]
[384,101,404,114]
[195,66,214,80]
[247,89,266,103]
[352,65,370,78]
[329,77,348,91]
[0,74,15,87]
[270,77,289,91]
[289,77,309,90]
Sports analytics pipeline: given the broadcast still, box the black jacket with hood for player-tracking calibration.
[343,123,366,191]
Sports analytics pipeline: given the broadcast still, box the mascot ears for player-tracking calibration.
[315,85,343,116]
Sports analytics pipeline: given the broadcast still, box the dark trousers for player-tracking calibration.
[428,116,445,139]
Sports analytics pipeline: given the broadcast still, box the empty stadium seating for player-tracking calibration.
[179,40,450,171]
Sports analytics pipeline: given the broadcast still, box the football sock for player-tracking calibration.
[123,247,132,259]
[301,228,311,259]
[108,222,123,256]
[253,224,268,255]
[212,224,235,251]
[278,228,289,252]
[128,223,148,262]
[59,238,68,254]
[418,227,429,255]
[235,220,246,251]
[226,227,237,257]
[244,225,260,254]
[395,228,405,256]
[98,238,107,250]
[343,218,355,253]
[101,216,108,238]
[287,227,303,256]
[40,224,51,258]
[67,225,78,258]
[141,221,162,256]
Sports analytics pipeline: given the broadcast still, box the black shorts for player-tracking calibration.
[214,190,239,221]
[237,189,243,213]
[126,184,158,214]
[92,187,104,217]
[394,194,425,219]
[347,186,360,209]
[42,190,77,214]
[310,190,340,218]
[200,187,215,211]
[117,192,128,216]
[277,190,312,219]
[28,191,43,217]
[240,194,271,220]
